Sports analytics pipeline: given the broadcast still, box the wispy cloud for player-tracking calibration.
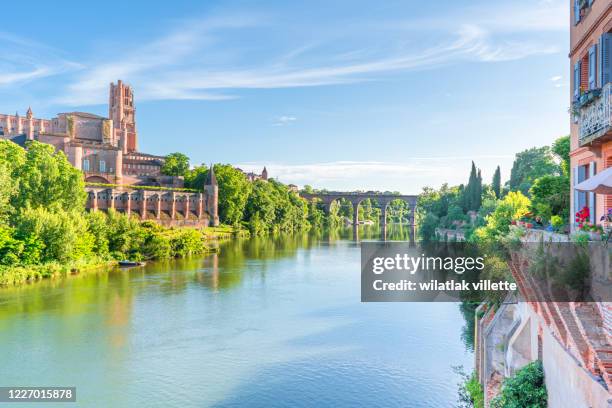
[52,4,562,106]
[0,32,80,87]
[272,115,297,126]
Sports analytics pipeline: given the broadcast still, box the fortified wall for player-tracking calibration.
[86,186,219,227]
[85,165,220,227]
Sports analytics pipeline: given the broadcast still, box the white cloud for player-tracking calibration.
[53,11,561,105]
[235,157,514,194]
[272,115,297,126]
[0,32,80,87]
[550,75,562,82]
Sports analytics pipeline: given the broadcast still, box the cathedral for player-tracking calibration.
[0,80,179,188]
[0,80,219,226]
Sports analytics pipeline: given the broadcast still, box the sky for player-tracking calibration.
[0,0,569,194]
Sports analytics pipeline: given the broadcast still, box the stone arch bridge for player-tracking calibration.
[300,192,417,227]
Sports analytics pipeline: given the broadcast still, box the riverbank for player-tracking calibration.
[0,226,247,287]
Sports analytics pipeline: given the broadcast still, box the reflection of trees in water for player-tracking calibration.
[0,226,417,337]
[459,301,477,352]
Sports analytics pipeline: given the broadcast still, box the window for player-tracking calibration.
[99,160,106,173]
[83,159,90,172]
[575,163,596,223]
[575,0,595,25]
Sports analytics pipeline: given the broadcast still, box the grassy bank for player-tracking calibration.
[0,225,248,287]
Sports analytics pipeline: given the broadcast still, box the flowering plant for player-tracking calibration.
[575,206,590,226]
[600,208,612,224]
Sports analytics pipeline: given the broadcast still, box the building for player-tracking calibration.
[473,3,612,407]
[0,80,176,187]
[0,79,219,226]
[85,163,219,227]
[237,166,268,182]
[569,0,612,228]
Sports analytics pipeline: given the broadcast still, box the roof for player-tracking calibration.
[59,111,107,120]
[206,164,217,185]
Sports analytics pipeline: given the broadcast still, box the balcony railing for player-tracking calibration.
[578,82,612,146]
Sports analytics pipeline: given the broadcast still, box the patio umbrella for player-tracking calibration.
[574,166,612,194]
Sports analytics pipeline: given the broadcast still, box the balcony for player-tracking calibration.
[577,82,612,146]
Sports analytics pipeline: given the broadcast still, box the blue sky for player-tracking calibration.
[0,0,569,193]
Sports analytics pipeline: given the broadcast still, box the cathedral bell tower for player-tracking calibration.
[109,80,137,153]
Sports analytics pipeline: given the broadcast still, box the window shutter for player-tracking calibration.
[589,45,597,89]
[574,61,581,99]
[589,163,596,224]
[602,33,612,86]
[599,36,604,87]
[581,55,590,90]
[574,0,581,24]
[606,157,612,212]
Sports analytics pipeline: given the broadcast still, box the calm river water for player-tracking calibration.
[0,226,473,407]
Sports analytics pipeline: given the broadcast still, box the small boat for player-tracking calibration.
[118,260,146,267]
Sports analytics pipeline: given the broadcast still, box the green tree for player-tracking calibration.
[14,141,86,212]
[507,146,559,195]
[529,174,570,221]
[0,165,16,224]
[419,213,440,241]
[161,152,190,176]
[492,166,501,199]
[552,135,570,176]
[302,185,314,194]
[187,164,252,225]
[463,162,483,212]
[14,208,93,263]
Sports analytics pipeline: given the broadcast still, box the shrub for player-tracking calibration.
[472,192,531,242]
[491,361,547,408]
[550,215,564,231]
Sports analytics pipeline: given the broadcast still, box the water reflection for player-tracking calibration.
[0,224,471,408]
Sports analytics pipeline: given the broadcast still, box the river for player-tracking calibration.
[0,226,473,407]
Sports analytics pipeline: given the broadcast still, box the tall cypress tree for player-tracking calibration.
[476,169,482,210]
[492,166,501,199]
[464,162,479,212]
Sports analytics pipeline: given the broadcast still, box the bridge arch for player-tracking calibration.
[85,175,111,184]
[301,192,417,227]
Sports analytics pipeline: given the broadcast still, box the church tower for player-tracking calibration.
[109,80,137,153]
[205,164,219,226]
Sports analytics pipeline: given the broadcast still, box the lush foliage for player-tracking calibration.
[463,162,483,212]
[417,135,570,243]
[0,141,218,285]
[187,163,323,234]
[472,192,531,242]
[529,174,569,222]
[552,135,570,176]
[491,361,547,408]
[161,152,190,176]
[492,166,501,199]
[507,146,560,195]
[455,366,484,408]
